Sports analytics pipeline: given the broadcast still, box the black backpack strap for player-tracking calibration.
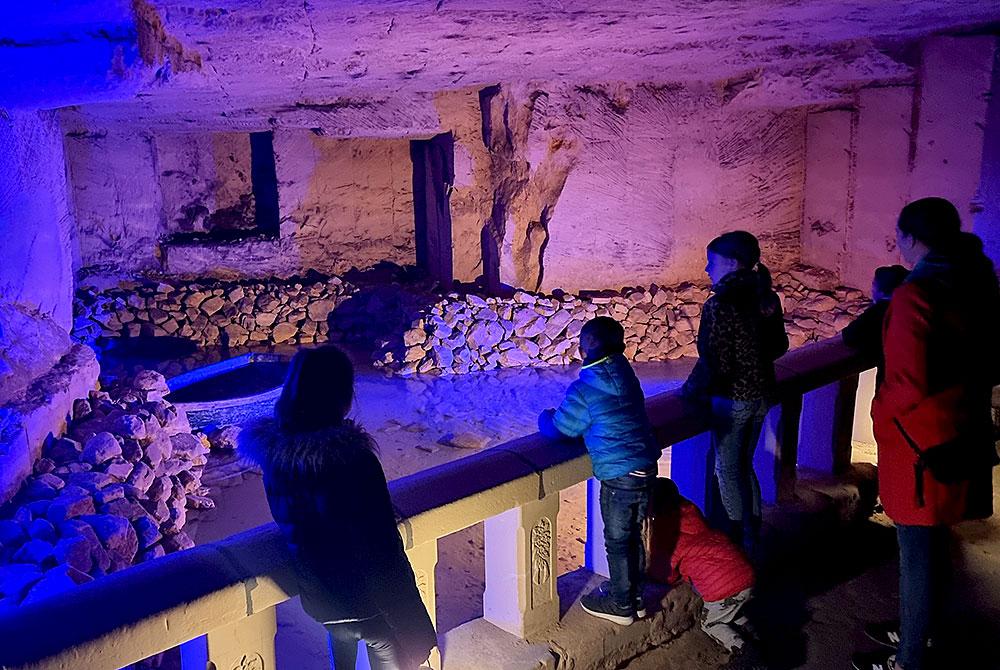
[894,418,926,508]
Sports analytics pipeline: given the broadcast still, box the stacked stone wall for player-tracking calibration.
[374,269,867,375]
[74,267,868,377]
[74,276,353,347]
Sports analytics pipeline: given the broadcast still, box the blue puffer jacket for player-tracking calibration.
[539,354,661,480]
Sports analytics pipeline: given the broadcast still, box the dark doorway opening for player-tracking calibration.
[249,131,281,237]
[410,133,455,285]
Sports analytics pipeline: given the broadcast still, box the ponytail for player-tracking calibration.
[755,261,773,294]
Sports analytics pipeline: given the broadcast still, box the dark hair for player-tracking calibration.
[707,230,774,294]
[873,265,909,296]
[652,477,680,506]
[275,346,354,433]
[580,316,626,356]
[897,197,962,252]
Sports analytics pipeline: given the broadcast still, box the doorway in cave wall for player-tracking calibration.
[410,133,455,285]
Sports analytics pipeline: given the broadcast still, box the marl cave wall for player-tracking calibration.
[0,111,78,328]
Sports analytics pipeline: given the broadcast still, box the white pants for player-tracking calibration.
[701,588,752,652]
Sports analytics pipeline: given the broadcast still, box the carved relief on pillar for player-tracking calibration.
[231,653,264,670]
[530,516,553,607]
[414,568,430,602]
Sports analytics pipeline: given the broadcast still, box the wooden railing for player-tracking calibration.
[0,338,873,670]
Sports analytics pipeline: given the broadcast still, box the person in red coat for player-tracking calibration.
[853,198,1000,670]
[647,477,755,652]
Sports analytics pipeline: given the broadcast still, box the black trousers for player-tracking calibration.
[325,616,404,670]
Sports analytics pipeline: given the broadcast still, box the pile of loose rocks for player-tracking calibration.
[73,276,354,348]
[373,269,868,375]
[0,371,216,609]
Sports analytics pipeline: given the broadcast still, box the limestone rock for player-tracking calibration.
[13,539,55,565]
[169,433,208,459]
[46,491,95,523]
[438,432,491,450]
[79,514,138,571]
[53,536,93,574]
[272,322,298,343]
[207,424,241,451]
[81,432,122,465]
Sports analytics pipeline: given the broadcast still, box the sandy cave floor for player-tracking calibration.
[180,356,1000,670]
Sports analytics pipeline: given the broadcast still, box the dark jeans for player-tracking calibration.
[601,473,653,609]
[326,616,403,670]
[710,397,769,523]
[897,524,949,670]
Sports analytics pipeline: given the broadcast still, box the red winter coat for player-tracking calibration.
[647,498,754,603]
[872,256,1000,527]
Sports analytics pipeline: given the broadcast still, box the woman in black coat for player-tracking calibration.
[240,346,436,669]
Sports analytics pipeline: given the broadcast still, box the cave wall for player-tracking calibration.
[0,111,101,506]
[975,40,1000,268]
[274,130,416,275]
[0,110,78,328]
[64,117,417,280]
[801,36,998,290]
[156,132,255,235]
[63,120,164,277]
[439,83,804,293]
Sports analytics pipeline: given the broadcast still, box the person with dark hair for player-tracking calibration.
[853,198,1000,670]
[842,264,910,388]
[240,346,436,670]
[538,316,662,625]
[647,478,755,653]
[681,230,789,552]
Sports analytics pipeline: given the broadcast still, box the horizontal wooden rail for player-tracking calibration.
[0,338,870,669]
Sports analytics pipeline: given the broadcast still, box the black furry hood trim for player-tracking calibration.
[238,418,378,480]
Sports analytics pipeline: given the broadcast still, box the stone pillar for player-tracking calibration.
[668,432,714,513]
[483,495,561,639]
[180,607,277,670]
[584,478,609,577]
[845,86,914,290]
[974,40,1000,269]
[405,540,441,669]
[755,397,802,504]
[911,36,996,218]
[852,368,878,450]
[797,376,859,475]
[801,109,854,276]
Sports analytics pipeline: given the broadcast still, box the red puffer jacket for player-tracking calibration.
[873,261,999,526]
[647,498,754,603]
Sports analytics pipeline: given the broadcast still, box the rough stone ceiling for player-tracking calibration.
[8,1,1000,130]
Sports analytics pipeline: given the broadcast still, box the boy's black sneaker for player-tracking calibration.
[864,621,934,650]
[597,580,646,618]
[851,650,897,670]
[580,591,635,625]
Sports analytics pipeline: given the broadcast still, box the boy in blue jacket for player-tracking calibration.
[539,316,662,625]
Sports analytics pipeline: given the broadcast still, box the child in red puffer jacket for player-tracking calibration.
[647,477,755,652]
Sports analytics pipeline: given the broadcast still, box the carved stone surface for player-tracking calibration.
[232,652,264,670]
[530,516,553,608]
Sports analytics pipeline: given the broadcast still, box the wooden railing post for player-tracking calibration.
[483,494,560,639]
[798,375,860,474]
[180,606,276,670]
[405,540,441,669]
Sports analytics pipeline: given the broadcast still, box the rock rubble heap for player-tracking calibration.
[0,371,216,609]
[74,276,354,347]
[373,269,868,375]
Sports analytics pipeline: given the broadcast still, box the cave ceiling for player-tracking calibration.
[5,1,1000,130]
